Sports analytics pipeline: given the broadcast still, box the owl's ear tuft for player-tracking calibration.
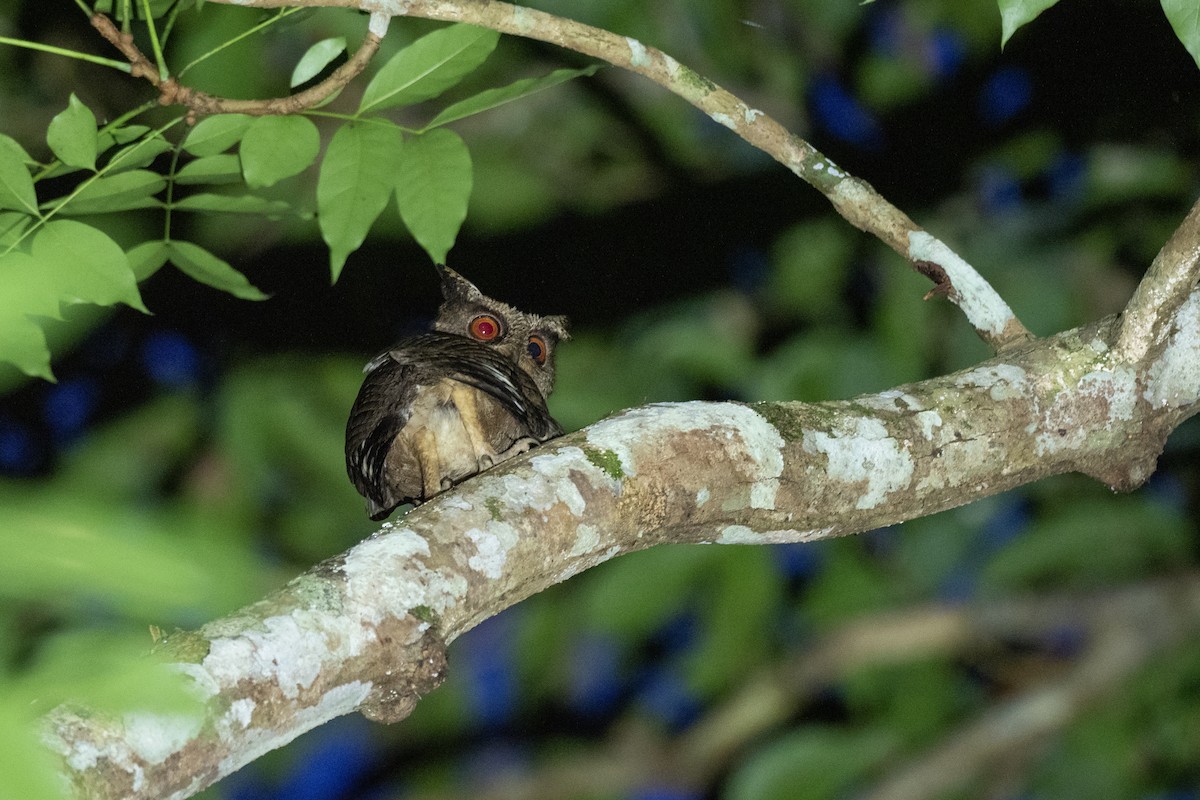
[436,264,484,302]
[541,315,570,340]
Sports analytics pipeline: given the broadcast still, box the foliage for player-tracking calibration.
[0,7,599,380]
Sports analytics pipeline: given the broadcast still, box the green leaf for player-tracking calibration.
[0,133,34,166]
[424,64,601,130]
[998,0,1062,47]
[0,488,243,616]
[0,212,31,247]
[48,170,166,215]
[112,124,152,144]
[46,94,98,171]
[240,115,320,188]
[182,113,252,156]
[0,136,38,215]
[580,546,715,638]
[317,121,404,280]
[167,240,268,300]
[125,240,170,281]
[291,36,346,87]
[33,220,147,311]
[394,128,471,264]
[726,727,896,800]
[0,702,65,800]
[1161,0,1200,70]
[19,631,204,717]
[106,137,173,172]
[173,192,297,216]
[175,153,243,185]
[983,496,1190,589]
[684,548,782,696]
[358,24,499,114]
[0,250,59,379]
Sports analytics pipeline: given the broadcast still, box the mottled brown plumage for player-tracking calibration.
[345,266,568,520]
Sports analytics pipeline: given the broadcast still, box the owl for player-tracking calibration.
[345,265,569,520]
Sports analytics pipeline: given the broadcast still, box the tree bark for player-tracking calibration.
[42,278,1200,797]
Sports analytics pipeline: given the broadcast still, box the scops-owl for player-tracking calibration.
[345,265,569,520]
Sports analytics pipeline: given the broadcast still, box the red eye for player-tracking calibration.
[469,315,502,341]
[527,335,547,365]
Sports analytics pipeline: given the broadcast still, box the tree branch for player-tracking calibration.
[190,0,1030,350]
[41,267,1200,796]
[1114,195,1200,364]
[91,11,386,120]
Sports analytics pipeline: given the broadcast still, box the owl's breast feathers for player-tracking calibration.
[345,333,564,519]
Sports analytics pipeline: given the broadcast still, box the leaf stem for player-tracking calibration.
[177,6,303,77]
[0,36,132,73]
[138,0,169,80]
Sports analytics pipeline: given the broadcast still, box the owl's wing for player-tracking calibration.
[345,354,418,519]
[388,334,563,440]
[345,334,563,520]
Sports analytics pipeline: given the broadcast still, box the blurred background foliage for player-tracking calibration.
[1,0,1199,798]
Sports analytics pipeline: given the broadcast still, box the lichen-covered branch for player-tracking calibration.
[91,11,385,119]
[192,0,1030,349]
[42,271,1200,797]
[1115,196,1200,363]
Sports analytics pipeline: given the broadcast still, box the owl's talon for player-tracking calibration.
[439,477,454,491]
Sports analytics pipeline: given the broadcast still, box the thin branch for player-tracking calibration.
[192,0,1031,350]
[89,11,385,119]
[1114,195,1200,364]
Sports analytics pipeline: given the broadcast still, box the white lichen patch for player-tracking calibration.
[717,525,833,544]
[710,112,736,130]
[953,364,1030,401]
[340,528,469,620]
[916,410,944,439]
[204,612,349,700]
[908,231,1016,337]
[803,418,914,509]
[587,402,785,507]
[228,698,255,729]
[1036,367,1138,456]
[829,176,874,208]
[512,6,535,33]
[465,521,519,579]
[368,11,390,37]
[858,390,923,412]
[482,448,585,515]
[662,53,682,79]
[696,487,710,507]
[569,523,601,558]
[744,107,763,124]
[57,736,103,772]
[123,712,204,765]
[1145,293,1200,408]
[216,681,371,778]
[626,36,651,67]
[1083,367,1137,420]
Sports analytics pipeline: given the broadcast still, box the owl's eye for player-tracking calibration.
[527,335,547,365]
[469,315,502,341]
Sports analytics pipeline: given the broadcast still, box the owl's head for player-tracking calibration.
[432,265,569,397]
